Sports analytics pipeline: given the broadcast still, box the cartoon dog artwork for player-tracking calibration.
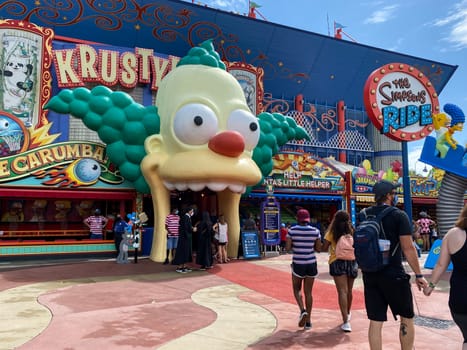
[46,40,309,262]
[1,47,35,125]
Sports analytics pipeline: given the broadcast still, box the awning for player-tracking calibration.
[0,188,137,200]
[247,193,343,202]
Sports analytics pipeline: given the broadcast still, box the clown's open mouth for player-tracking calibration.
[163,180,246,194]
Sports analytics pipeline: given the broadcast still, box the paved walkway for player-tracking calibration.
[0,252,460,349]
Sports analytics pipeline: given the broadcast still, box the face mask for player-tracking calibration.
[174,210,179,215]
[392,195,399,206]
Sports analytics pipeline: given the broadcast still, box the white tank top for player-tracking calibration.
[218,222,228,243]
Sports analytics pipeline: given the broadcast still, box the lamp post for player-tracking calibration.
[414,160,429,176]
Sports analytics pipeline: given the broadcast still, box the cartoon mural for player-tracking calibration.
[0,19,53,129]
[267,153,345,192]
[420,103,466,235]
[46,40,309,262]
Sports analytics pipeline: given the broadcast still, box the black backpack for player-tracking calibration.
[353,206,398,272]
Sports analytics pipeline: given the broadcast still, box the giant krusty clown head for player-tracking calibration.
[46,40,308,262]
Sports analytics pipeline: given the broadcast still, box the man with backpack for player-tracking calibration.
[356,180,427,350]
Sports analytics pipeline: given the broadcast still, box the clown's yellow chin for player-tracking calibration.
[141,149,261,262]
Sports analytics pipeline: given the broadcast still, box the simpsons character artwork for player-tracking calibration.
[419,103,466,235]
[46,40,309,262]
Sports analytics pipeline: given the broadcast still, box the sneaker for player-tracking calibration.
[304,322,312,330]
[183,267,192,272]
[347,312,351,322]
[341,322,352,332]
[175,268,185,273]
[199,266,206,271]
[298,310,308,327]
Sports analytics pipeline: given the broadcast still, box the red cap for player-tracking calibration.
[297,209,310,223]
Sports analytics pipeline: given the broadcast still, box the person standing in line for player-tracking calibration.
[84,209,108,239]
[172,206,196,273]
[213,214,229,263]
[424,204,467,350]
[112,213,127,257]
[285,208,322,330]
[164,208,180,265]
[416,211,435,252]
[280,223,288,253]
[196,211,214,270]
[242,212,257,232]
[360,180,427,350]
[321,210,358,332]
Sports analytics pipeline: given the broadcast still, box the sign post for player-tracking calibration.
[241,231,261,259]
[260,184,281,247]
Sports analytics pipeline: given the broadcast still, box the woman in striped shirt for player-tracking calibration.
[286,208,322,330]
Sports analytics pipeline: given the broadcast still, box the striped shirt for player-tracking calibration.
[165,214,180,237]
[287,224,321,264]
[86,215,105,234]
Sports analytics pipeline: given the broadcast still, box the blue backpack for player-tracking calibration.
[353,206,398,272]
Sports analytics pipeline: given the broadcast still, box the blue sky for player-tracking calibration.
[185,0,467,174]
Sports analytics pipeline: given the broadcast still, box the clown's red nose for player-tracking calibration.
[208,131,245,157]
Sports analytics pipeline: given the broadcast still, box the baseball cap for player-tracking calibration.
[373,180,401,198]
[297,209,310,223]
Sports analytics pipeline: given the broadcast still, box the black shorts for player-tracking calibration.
[291,262,318,278]
[363,272,414,321]
[451,311,467,343]
[329,259,358,278]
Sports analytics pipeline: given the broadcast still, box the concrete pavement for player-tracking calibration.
[0,252,460,349]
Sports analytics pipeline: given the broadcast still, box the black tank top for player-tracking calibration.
[449,235,467,314]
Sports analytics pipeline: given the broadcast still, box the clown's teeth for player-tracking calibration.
[228,183,246,193]
[164,182,176,190]
[206,182,228,192]
[174,182,188,191]
[163,181,246,194]
[188,182,205,191]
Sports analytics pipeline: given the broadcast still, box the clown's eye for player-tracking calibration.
[173,103,218,145]
[227,109,260,151]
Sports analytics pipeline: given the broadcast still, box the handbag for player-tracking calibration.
[335,234,355,260]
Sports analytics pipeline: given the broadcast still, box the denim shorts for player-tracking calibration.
[167,236,179,250]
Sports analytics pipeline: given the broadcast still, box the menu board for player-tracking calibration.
[260,196,281,245]
[241,231,261,259]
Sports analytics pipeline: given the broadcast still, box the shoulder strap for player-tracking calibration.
[376,206,400,254]
[375,206,397,223]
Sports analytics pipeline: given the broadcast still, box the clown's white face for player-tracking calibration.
[141,64,262,262]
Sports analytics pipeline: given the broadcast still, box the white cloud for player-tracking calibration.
[432,0,467,49]
[364,5,399,24]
